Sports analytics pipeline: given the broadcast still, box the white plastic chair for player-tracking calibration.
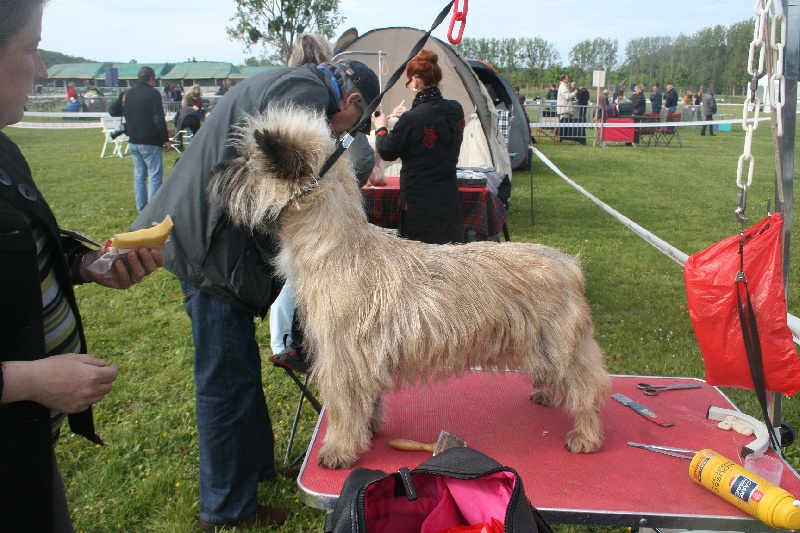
[170,129,194,154]
[100,116,128,158]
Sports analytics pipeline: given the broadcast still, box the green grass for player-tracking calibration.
[5,119,800,532]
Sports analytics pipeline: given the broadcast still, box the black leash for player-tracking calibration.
[735,231,783,454]
[317,1,456,178]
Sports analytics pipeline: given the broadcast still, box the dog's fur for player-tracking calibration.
[210,105,611,469]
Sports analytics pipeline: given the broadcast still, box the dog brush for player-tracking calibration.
[388,430,467,456]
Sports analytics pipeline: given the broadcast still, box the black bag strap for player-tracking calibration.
[317,1,455,179]
[735,231,783,453]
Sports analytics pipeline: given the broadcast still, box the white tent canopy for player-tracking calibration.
[755,74,800,112]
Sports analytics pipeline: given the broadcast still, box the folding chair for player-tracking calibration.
[100,116,128,158]
[637,113,659,146]
[655,113,683,147]
[169,130,194,154]
[268,327,322,467]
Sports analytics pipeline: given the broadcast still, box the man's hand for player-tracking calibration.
[82,247,165,289]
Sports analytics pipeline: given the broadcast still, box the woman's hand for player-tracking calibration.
[2,355,119,413]
[389,105,407,119]
[82,247,165,289]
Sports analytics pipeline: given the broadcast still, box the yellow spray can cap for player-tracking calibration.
[771,498,800,530]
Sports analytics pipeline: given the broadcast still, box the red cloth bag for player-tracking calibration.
[684,213,800,396]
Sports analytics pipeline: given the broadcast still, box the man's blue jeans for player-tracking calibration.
[129,143,163,212]
[181,281,276,523]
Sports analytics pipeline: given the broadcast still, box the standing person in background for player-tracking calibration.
[65,81,78,102]
[557,74,576,117]
[701,87,717,136]
[683,90,693,106]
[649,85,663,115]
[216,79,229,96]
[374,49,464,244]
[694,90,704,121]
[596,88,609,120]
[630,84,646,145]
[576,84,590,121]
[0,2,165,530]
[664,83,679,113]
[545,83,558,100]
[616,83,627,101]
[172,82,184,102]
[123,66,171,211]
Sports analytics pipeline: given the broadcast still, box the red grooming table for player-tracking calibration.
[298,371,800,532]
[362,176,507,240]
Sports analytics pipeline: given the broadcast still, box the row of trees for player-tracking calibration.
[454,19,757,96]
[226,0,758,96]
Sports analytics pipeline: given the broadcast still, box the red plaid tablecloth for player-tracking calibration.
[362,176,508,240]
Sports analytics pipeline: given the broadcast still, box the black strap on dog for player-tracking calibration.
[316,1,456,179]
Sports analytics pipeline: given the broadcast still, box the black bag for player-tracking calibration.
[107,91,125,117]
[324,447,553,533]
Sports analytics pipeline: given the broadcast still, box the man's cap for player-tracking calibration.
[336,59,379,106]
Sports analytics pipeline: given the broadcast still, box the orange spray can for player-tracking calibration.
[689,449,800,530]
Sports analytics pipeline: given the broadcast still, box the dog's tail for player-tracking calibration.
[209,104,336,231]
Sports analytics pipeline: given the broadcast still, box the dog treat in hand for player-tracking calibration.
[111,215,173,250]
[87,215,173,276]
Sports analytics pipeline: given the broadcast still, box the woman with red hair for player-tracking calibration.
[373,49,465,244]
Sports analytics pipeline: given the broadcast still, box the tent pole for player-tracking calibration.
[773,0,799,444]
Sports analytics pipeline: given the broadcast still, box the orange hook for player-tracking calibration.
[448,0,468,44]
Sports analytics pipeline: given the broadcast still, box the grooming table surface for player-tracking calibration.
[298,372,800,531]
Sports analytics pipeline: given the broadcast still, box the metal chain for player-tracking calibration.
[737,0,786,224]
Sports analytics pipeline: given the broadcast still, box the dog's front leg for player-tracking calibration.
[317,376,380,469]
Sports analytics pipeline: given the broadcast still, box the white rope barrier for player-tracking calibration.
[529,145,800,344]
[10,121,102,129]
[23,111,108,118]
[9,111,109,129]
[529,116,773,130]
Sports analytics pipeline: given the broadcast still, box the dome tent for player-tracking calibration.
[334,27,512,178]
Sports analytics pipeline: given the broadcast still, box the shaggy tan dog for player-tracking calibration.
[209,105,611,469]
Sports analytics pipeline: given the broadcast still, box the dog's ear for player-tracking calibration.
[253,129,313,184]
[208,105,336,232]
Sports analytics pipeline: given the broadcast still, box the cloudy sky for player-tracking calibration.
[40,0,757,65]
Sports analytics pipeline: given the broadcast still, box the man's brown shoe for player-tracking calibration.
[199,505,289,532]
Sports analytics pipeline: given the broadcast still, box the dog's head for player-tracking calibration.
[209,104,338,233]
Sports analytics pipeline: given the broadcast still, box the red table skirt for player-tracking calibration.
[362,176,507,240]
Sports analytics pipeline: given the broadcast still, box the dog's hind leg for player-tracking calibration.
[528,329,610,453]
[561,334,610,453]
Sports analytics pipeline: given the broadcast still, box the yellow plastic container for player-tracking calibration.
[689,448,800,530]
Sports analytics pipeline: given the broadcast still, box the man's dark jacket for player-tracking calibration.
[123,81,169,146]
[0,132,101,532]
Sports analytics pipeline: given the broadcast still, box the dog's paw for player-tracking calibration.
[318,446,357,469]
[529,390,553,407]
[564,429,603,453]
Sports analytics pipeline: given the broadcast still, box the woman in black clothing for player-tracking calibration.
[630,84,647,145]
[373,49,464,244]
